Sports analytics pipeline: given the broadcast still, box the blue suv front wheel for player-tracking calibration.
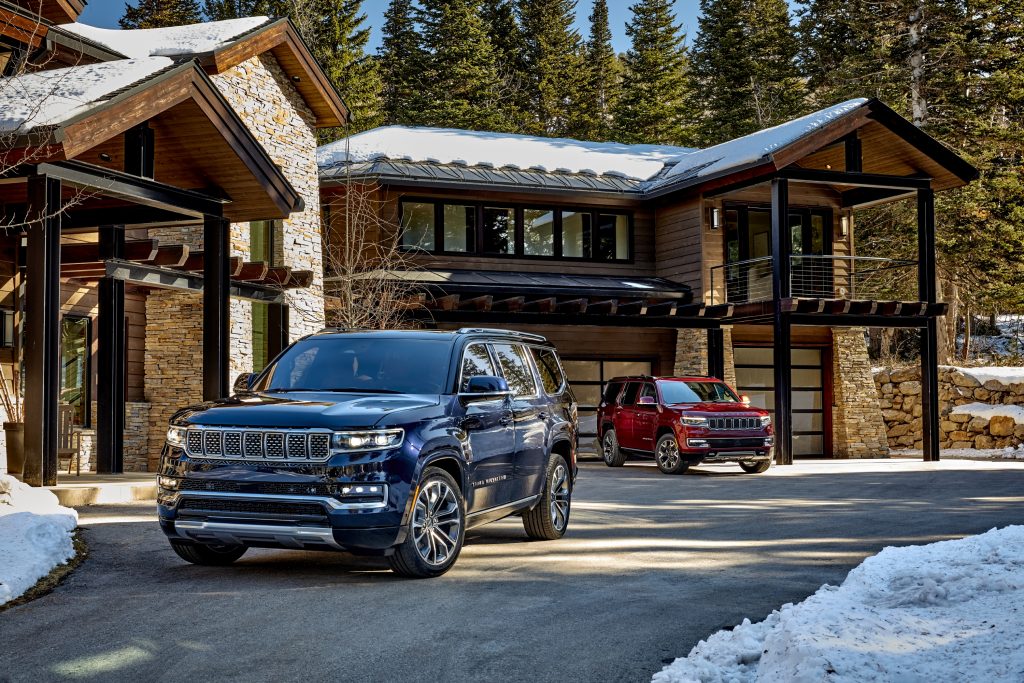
[388,467,467,578]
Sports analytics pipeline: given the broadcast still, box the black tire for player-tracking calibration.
[169,540,247,566]
[739,459,772,474]
[601,429,627,467]
[389,467,466,578]
[655,434,689,475]
[523,453,572,540]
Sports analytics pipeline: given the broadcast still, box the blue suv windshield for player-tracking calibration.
[254,338,453,394]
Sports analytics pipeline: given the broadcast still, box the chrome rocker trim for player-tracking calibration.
[174,519,346,550]
[466,494,541,518]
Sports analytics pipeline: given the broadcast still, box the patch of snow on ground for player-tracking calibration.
[0,474,78,606]
[654,526,1024,683]
[0,57,173,133]
[317,126,696,180]
[951,402,1024,424]
[656,99,867,183]
[951,365,1024,386]
[59,17,269,59]
[893,447,1024,461]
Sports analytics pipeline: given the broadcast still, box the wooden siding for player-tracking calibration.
[654,197,703,295]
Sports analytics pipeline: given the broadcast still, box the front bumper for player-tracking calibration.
[678,435,775,464]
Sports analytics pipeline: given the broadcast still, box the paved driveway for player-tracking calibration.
[3,459,1024,683]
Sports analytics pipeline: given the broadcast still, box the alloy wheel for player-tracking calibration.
[549,463,570,531]
[602,434,614,464]
[412,479,462,566]
[657,438,681,471]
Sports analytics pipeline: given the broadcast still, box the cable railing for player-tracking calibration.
[709,255,919,305]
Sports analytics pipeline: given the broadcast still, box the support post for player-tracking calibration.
[23,176,62,486]
[707,328,724,380]
[203,214,230,401]
[267,302,290,362]
[918,187,939,461]
[124,122,155,179]
[770,178,791,300]
[773,314,793,465]
[844,133,863,173]
[96,225,125,474]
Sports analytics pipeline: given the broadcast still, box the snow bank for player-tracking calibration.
[655,526,1024,683]
[58,17,269,59]
[0,474,78,606]
[317,126,696,180]
[949,366,1024,386]
[951,402,1024,425]
[657,99,868,184]
[0,57,172,133]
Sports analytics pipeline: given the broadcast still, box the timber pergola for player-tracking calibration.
[2,61,306,486]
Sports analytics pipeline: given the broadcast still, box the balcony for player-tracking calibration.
[709,256,919,306]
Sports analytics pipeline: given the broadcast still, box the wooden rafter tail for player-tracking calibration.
[234,261,269,281]
[704,303,734,318]
[555,298,587,314]
[616,299,646,315]
[289,270,314,288]
[259,266,293,286]
[523,297,556,313]
[460,295,493,312]
[148,244,189,267]
[675,303,706,317]
[586,299,618,315]
[430,294,461,311]
[848,300,877,315]
[876,301,901,316]
[645,300,676,316]
[492,296,525,312]
[61,238,159,264]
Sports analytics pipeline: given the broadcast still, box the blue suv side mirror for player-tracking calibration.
[461,375,511,403]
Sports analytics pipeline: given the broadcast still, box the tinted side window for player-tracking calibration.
[639,383,657,402]
[621,382,641,405]
[492,343,537,397]
[460,343,495,391]
[603,381,624,404]
[530,347,565,394]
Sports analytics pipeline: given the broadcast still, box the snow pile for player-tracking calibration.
[0,57,173,133]
[0,474,78,606]
[655,526,1024,683]
[951,402,1024,425]
[894,446,1024,460]
[317,126,697,180]
[656,98,868,184]
[58,17,269,59]
[950,365,1024,386]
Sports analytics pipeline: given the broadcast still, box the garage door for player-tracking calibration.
[561,358,653,440]
[734,347,829,458]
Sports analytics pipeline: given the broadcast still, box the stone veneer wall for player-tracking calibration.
[673,327,736,388]
[831,328,889,458]
[873,366,1024,449]
[142,53,324,471]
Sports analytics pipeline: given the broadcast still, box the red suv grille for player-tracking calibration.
[708,417,760,430]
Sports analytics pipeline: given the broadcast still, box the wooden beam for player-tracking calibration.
[234,262,269,281]
[645,301,677,316]
[586,299,618,315]
[523,297,556,313]
[460,295,493,312]
[616,299,646,315]
[492,296,525,312]
[779,167,932,190]
[260,266,293,286]
[148,244,189,267]
[556,298,587,313]
[289,270,314,288]
[61,239,158,264]
[431,294,461,311]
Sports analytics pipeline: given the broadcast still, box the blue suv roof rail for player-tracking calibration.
[456,327,547,342]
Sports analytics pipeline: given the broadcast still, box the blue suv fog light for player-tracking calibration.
[157,475,179,490]
[332,483,388,505]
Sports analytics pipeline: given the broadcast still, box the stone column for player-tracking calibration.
[831,327,889,458]
[674,328,708,376]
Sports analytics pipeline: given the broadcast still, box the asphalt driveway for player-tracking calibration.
[3,459,1024,683]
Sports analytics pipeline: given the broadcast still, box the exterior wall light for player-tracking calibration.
[840,213,850,239]
[709,206,722,231]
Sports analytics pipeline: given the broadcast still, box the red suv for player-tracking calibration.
[597,376,774,474]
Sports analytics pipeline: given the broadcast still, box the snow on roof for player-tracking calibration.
[57,17,270,59]
[316,126,697,181]
[951,402,1024,425]
[656,98,869,184]
[0,57,173,134]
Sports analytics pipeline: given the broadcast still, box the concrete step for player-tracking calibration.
[46,473,157,507]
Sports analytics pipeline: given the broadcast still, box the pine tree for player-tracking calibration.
[579,0,621,140]
[417,0,507,130]
[378,0,425,126]
[120,0,202,28]
[481,0,529,131]
[312,1,383,133]
[517,0,588,137]
[690,0,804,146]
[613,0,694,146]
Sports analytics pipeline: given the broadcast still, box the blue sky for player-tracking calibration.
[79,1,717,51]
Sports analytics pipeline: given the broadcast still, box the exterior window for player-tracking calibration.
[491,343,536,397]
[443,204,476,252]
[596,214,629,260]
[60,316,91,427]
[460,343,495,391]
[561,211,589,258]
[400,201,436,250]
[482,206,514,254]
[251,301,270,372]
[530,347,565,394]
[639,382,657,402]
[602,381,624,403]
[523,209,555,256]
[620,382,641,406]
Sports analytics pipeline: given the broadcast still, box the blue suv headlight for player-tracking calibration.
[331,429,405,453]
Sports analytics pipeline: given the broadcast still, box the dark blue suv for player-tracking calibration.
[157,328,577,577]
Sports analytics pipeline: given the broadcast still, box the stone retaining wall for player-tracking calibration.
[874,366,1024,449]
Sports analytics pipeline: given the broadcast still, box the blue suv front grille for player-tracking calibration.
[184,428,334,462]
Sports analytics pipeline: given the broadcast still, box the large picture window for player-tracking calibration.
[399,198,631,262]
[60,315,91,427]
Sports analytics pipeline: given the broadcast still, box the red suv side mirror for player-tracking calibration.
[740,394,752,405]
[637,395,657,406]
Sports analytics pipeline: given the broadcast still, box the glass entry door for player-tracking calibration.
[733,346,830,458]
[60,316,91,427]
[561,358,653,442]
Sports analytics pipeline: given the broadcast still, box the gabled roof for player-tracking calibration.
[1,59,303,221]
[58,16,349,128]
[319,99,978,197]
[9,0,82,24]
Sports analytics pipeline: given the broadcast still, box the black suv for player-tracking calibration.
[157,328,578,578]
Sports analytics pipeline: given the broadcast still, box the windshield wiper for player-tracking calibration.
[327,387,403,394]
